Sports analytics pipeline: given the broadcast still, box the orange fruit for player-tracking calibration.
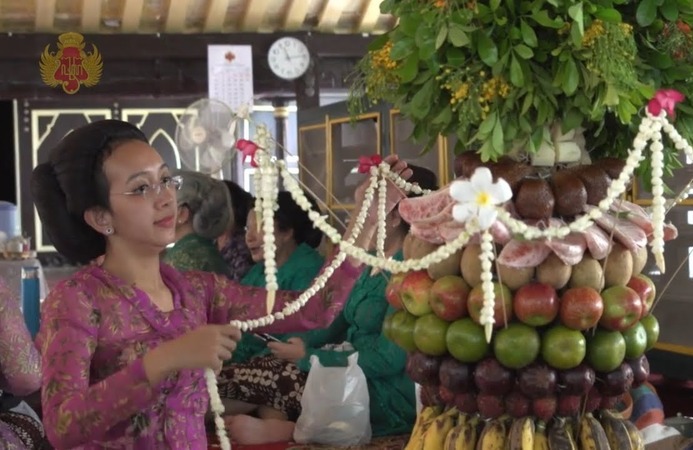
[389,309,418,352]
[413,313,450,356]
[622,322,648,359]
[640,314,660,351]
[586,329,626,372]
[494,322,541,369]
[541,325,586,370]
[445,317,489,363]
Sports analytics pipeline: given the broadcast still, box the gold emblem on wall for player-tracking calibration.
[39,32,103,94]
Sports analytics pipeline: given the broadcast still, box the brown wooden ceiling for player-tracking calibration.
[0,0,395,35]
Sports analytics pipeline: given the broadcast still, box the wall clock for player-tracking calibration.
[267,37,311,81]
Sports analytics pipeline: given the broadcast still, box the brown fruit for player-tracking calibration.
[572,165,610,206]
[536,253,572,289]
[550,170,587,217]
[427,247,463,280]
[603,243,634,287]
[403,233,439,260]
[631,246,648,276]
[569,255,605,291]
[454,152,483,178]
[515,178,555,220]
[496,263,535,291]
[599,157,627,180]
[490,162,535,193]
[460,244,487,287]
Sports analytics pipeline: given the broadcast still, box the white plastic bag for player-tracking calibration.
[293,352,372,446]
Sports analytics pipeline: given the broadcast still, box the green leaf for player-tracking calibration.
[510,54,524,87]
[661,0,679,21]
[366,33,389,52]
[449,25,471,47]
[490,0,501,11]
[396,54,419,83]
[446,47,466,66]
[390,38,414,60]
[514,44,534,59]
[478,111,498,136]
[431,105,452,127]
[562,108,583,132]
[409,80,434,119]
[400,16,419,36]
[568,3,584,36]
[531,10,564,28]
[520,20,538,47]
[436,25,448,49]
[563,58,580,95]
[521,92,534,115]
[492,121,505,154]
[593,7,622,23]
[477,32,499,65]
[416,26,437,59]
[570,21,583,47]
[636,0,658,26]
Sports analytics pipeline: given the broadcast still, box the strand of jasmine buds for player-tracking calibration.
[382,165,433,195]
[277,162,478,273]
[261,160,279,311]
[649,118,666,272]
[495,115,650,239]
[376,166,388,259]
[205,368,230,450]
[253,170,262,232]
[479,230,496,343]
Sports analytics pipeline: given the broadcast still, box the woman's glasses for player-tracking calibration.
[112,175,183,199]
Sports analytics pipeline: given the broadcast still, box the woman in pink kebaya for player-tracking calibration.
[30,119,412,449]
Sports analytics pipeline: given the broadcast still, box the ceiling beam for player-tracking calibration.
[35,0,57,31]
[121,0,145,32]
[165,0,190,32]
[81,0,103,32]
[357,0,381,33]
[317,0,347,32]
[283,0,309,31]
[240,0,270,31]
[203,0,228,32]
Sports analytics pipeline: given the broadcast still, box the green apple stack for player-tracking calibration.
[383,218,662,428]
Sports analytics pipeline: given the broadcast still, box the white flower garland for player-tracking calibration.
[206,109,693,448]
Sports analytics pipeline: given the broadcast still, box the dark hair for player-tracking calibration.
[222,180,253,229]
[30,120,148,264]
[175,170,232,240]
[274,191,323,249]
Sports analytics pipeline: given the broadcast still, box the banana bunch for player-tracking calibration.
[422,407,460,450]
[577,413,611,450]
[533,421,549,450]
[404,405,443,450]
[507,416,535,450]
[443,414,480,450]
[548,417,578,450]
[475,417,509,450]
[600,411,645,450]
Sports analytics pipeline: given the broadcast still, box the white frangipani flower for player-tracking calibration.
[450,167,512,229]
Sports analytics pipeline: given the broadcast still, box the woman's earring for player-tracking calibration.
[105,226,114,235]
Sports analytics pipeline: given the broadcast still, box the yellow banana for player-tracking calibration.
[619,418,645,450]
[548,418,578,450]
[578,413,611,450]
[600,413,634,450]
[453,414,480,450]
[423,407,459,450]
[533,420,550,450]
[507,416,535,450]
[475,418,507,450]
[444,414,468,450]
[405,405,443,450]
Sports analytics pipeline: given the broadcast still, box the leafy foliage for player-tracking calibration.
[348,0,693,180]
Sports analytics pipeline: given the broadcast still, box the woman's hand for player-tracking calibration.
[268,337,306,363]
[143,324,241,384]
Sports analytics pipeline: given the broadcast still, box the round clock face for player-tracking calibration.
[267,37,311,81]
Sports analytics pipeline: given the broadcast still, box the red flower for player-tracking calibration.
[357,154,383,173]
[647,89,685,118]
[236,139,259,167]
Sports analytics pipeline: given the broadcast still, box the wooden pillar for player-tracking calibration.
[295,58,320,110]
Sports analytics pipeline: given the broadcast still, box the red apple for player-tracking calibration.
[467,282,513,328]
[438,385,456,406]
[477,393,506,419]
[513,282,560,326]
[430,275,470,321]
[600,286,643,332]
[453,391,478,414]
[627,274,656,318]
[532,396,557,423]
[505,389,531,418]
[400,270,435,316]
[385,272,407,310]
[559,287,604,330]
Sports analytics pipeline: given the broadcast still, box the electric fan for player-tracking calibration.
[175,98,240,174]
